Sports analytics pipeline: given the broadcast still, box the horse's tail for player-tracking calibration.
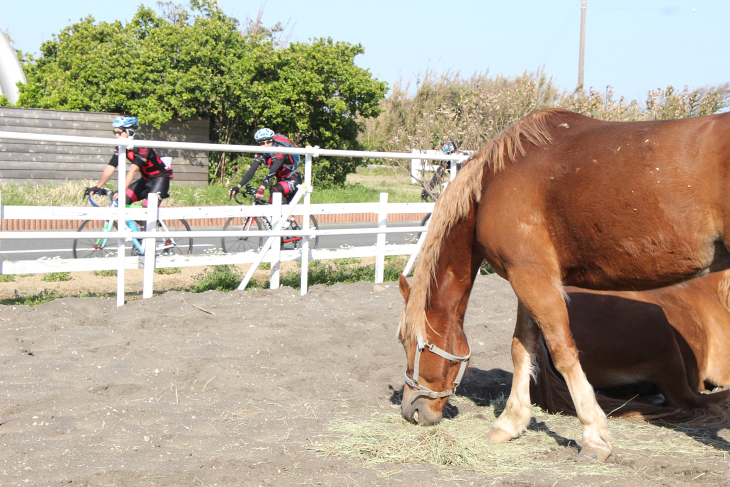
[530,338,730,427]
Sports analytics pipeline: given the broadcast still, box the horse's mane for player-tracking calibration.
[398,109,559,340]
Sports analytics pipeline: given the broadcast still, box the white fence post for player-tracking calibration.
[142,193,159,299]
[410,149,420,184]
[375,192,388,283]
[300,150,314,296]
[411,149,440,184]
[116,145,127,307]
[403,215,429,277]
[270,192,282,289]
[237,186,306,291]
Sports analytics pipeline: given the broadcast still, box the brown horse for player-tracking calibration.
[531,270,730,423]
[397,108,730,461]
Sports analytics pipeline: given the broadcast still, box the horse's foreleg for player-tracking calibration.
[487,301,539,442]
[509,270,613,462]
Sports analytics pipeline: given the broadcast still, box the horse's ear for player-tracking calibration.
[718,270,730,312]
[398,272,410,301]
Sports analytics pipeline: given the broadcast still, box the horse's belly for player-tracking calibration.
[561,234,724,290]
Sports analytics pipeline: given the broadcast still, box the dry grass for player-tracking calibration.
[314,394,730,481]
[0,179,97,207]
[360,70,730,156]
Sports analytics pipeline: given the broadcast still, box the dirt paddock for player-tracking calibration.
[2,274,729,486]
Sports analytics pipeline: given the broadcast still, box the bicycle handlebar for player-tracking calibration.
[85,187,115,207]
[232,184,265,205]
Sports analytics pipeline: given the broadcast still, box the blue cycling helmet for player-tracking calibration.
[254,127,275,144]
[112,116,139,136]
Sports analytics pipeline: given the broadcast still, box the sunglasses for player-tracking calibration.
[113,130,126,135]
[258,140,272,145]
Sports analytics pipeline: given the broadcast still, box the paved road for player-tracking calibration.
[0,221,426,262]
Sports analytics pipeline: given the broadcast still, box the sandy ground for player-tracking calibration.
[2,273,729,486]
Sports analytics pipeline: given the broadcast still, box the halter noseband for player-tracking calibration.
[404,334,471,399]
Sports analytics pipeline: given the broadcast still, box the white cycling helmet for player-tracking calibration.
[254,127,275,144]
[112,116,139,136]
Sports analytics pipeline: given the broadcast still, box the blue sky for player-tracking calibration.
[2,0,728,104]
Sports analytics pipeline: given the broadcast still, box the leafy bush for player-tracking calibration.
[155,267,182,275]
[3,289,58,306]
[277,257,408,290]
[0,274,15,282]
[42,272,71,282]
[93,270,117,277]
[190,265,243,293]
[18,1,388,186]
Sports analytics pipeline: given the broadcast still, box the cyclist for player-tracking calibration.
[228,128,301,204]
[85,116,173,206]
[421,138,460,202]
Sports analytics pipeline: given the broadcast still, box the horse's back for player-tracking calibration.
[477,110,730,290]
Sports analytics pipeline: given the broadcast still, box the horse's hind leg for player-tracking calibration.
[487,301,540,441]
[508,269,613,461]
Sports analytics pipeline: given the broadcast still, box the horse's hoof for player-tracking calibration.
[578,445,612,462]
[486,427,516,443]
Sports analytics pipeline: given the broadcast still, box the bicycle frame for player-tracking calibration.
[86,194,176,257]
[234,186,303,244]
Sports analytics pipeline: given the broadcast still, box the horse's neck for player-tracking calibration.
[426,209,481,335]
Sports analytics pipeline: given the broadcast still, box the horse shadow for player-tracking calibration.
[388,367,730,452]
[650,422,730,452]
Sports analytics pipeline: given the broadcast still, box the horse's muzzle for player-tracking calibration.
[401,386,445,425]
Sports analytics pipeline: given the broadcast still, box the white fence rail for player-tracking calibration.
[409,149,475,184]
[0,130,466,306]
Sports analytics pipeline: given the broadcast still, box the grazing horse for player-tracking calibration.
[531,270,730,423]
[397,108,730,461]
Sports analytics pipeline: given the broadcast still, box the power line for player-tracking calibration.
[534,1,581,70]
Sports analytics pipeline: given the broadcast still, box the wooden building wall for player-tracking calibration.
[0,107,209,185]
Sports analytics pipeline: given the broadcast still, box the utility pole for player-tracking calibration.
[578,0,587,91]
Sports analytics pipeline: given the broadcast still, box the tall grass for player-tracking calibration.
[359,70,730,156]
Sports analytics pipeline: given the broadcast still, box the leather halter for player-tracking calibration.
[404,334,471,399]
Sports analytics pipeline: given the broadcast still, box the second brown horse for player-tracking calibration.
[531,270,730,422]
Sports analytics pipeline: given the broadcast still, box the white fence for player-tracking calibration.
[0,130,470,306]
[409,149,475,184]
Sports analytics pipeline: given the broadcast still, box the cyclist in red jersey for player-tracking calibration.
[86,116,173,206]
[228,128,301,204]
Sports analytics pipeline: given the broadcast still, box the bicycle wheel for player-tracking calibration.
[73,220,118,258]
[155,219,193,256]
[222,217,264,253]
[284,215,320,250]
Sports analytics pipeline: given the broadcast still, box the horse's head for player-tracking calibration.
[398,273,470,425]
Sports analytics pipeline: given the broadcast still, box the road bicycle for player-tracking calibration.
[73,188,193,258]
[417,140,464,235]
[221,184,319,253]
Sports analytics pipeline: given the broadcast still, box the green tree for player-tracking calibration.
[17,1,388,186]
